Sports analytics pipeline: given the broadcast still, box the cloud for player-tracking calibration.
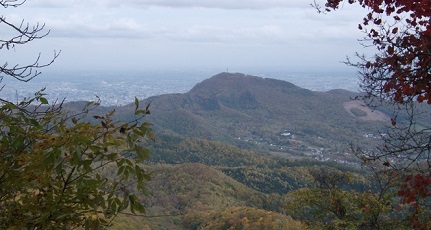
[124,0,309,9]
[26,0,76,8]
[19,0,365,58]
[20,3,298,42]
[28,13,151,39]
[28,0,310,10]
[21,10,359,45]
[164,24,289,44]
[45,19,291,44]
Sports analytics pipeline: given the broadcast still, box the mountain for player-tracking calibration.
[63,72,386,194]
[60,72,391,229]
[129,72,389,160]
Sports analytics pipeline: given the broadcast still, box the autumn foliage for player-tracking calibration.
[324,0,431,104]
[398,173,431,229]
[321,0,431,228]
[0,92,153,228]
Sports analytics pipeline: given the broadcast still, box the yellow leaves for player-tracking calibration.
[0,93,154,229]
[285,184,397,229]
[135,145,151,162]
[284,188,317,213]
[200,207,305,230]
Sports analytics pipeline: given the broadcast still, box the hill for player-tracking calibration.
[146,136,370,194]
[116,72,391,163]
[61,72,393,229]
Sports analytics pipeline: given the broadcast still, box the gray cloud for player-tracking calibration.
[28,0,311,9]
[16,0,367,73]
[27,0,76,8]
[42,16,292,44]
[123,0,309,9]
[37,16,153,39]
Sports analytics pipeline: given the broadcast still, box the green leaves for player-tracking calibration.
[134,97,151,116]
[39,97,48,105]
[135,145,151,162]
[129,194,145,214]
[0,93,154,229]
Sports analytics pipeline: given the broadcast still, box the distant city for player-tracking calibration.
[0,70,360,106]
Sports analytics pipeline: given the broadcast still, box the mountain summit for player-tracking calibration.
[190,72,298,94]
[187,72,311,111]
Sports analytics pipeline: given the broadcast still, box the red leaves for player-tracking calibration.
[402,173,431,199]
[374,18,382,25]
[369,28,380,40]
[324,0,344,9]
[390,118,397,126]
[387,46,395,55]
[324,0,431,228]
[367,12,373,20]
[385,5,396,15]
[417,95,425,103]
[405,174,414,182]
[325,0,431,104]
[342,11,431,120]
[402,84,411,95]
[398,173,431,229]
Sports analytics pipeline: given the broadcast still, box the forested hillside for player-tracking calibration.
[56,73,431,229]
[114,72,395,164]
[74,73,398,229]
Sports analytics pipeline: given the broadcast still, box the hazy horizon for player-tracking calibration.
[1,69,360,106]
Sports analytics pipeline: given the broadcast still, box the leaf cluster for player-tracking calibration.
[322,0,431,105]
[0,93,153,229]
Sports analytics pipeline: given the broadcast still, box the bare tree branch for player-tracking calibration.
[0,0,26,8]
[0,1,60,81]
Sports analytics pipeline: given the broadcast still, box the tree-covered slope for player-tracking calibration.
[59,72,420,229]
[122,72,390,155]
[111,163,305,229]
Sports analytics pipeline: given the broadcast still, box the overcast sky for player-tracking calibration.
[4,0,370,74]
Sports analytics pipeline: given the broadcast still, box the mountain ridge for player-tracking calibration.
[133,72,387,151]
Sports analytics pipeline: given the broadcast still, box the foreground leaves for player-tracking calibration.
[0,92,153,229]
